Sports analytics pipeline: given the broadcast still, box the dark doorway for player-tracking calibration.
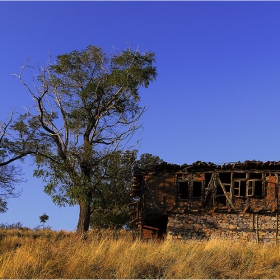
[142,215,168,239]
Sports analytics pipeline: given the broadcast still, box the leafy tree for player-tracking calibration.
[15,45,157,234]
[0,112,40,212]
[135,153,164,169]
[39,213,49,224]
[89,152,164,230]
[39,213,49,229]
[0,164,22,213]
[90,150,136,229]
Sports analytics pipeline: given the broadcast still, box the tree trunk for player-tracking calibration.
[77,201,91,234]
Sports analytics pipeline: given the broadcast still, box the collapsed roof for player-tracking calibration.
[136,160,280,173]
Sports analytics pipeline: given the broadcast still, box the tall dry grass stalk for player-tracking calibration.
[1,228,280,278]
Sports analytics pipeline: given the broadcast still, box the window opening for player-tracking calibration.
[234,173,247,179]
[255,181,263,196]
[217,185,224,195]
[225,185,231,192]
[178,181,188,199]
[249,173,262,179]
[234,181,246,197]
[247,180,253,196]
[219,172,231,183]
[192,181,202,198]
[247,180,263,197]
[205,173,212,188]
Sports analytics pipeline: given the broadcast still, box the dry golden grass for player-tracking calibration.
[1,227,280,278]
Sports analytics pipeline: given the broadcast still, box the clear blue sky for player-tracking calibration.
[1,1,280,231]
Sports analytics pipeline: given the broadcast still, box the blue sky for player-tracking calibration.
[1,2,280,231]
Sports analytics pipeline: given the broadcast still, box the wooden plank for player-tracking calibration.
[217,177,235,209]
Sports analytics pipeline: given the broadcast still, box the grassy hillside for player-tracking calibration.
[0,227,280,278]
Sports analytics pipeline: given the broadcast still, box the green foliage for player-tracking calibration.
[136,153,164,169]
[0,164,22,213]
[0,163,23,211]
[39,213,49,224]
[0,199,8,213]
[16,45,157,232]
[0,111,43,213]
[0,222,23,229]
[90,152,164,229]
[90,150,136,229]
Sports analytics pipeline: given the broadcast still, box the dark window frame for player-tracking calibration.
[192,181,203,199]
[234,180,247,197]
[178,180,189,200]
[247,179,264,197]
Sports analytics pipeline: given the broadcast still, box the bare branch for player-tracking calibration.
[0,152,33,167]
[0,111,14,143]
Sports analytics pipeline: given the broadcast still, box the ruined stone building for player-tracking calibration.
[129,160,280,243]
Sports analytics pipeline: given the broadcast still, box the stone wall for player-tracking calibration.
[167,212,279,243]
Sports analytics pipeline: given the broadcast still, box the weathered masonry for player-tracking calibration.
[129,161,280,243]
